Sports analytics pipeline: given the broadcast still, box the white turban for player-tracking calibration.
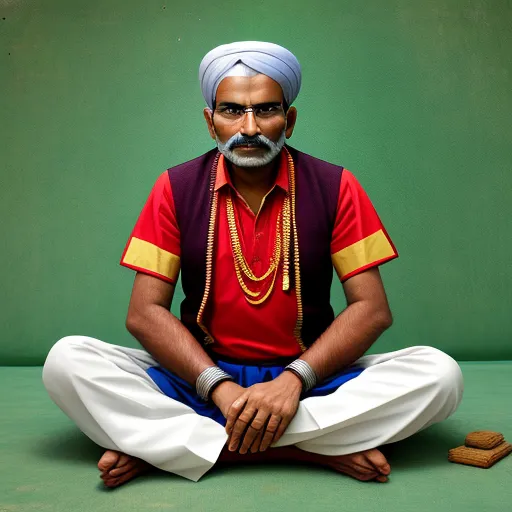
[199,41,302,109]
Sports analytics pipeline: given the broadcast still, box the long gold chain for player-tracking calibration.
[225,161,292,304]
[226,193,280,283]
[287,150,306,351]
[197,149,305,351]
[196,153,220,345]
[229,206,282,304]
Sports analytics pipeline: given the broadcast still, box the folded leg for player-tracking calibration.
[42,336,227,482]
[275,346,464,454]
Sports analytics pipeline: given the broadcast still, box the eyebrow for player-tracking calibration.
[217,101,282,109]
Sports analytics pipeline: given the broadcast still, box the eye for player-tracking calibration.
[221,107,243,116]
[257,105,281,116]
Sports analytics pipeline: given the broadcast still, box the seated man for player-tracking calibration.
[43,41,463,488]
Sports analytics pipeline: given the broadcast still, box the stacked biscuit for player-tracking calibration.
[449,431,512,468]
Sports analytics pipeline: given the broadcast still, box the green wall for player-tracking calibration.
[1,0,511,364]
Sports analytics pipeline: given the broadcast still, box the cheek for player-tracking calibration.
[264,119,287,140]
[213,122,237,142]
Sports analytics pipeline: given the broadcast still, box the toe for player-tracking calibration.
[109,460,137,477]
[115,454,132,469]
[98,450,120,472]
[339,464,378,482]
[365,449,391,475]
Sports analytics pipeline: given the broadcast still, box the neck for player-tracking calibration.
[228,157,280,195]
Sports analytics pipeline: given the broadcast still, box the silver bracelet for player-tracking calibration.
[284,359,317,393]
[196,366,234,401]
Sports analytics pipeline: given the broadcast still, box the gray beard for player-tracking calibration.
[215,131,286,168]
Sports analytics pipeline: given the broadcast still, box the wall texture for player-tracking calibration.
[1,0,511,364]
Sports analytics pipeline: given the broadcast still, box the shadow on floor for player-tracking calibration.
[32,421,466,479]
[383,424,465,470]
[33,426,103,465]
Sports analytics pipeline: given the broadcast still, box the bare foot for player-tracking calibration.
[310,449,391,483]
[97,450,150,488]
[219,446,391,483]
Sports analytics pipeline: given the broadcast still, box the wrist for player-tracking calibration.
[284,359,317,393]
[279,369,303,392]
[195,366,234,401]
[210,380,237,405]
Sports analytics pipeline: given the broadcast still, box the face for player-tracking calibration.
[204,74,297,168]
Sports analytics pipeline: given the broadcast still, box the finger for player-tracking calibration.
[108,460,138,477]
[225,395,249,435]
[271,415,292,445]
[250,429,265,454]
[228,407,256,451]
[259,415,282,452]
[239,410,269,455]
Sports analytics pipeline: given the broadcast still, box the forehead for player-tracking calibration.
[215,74,284,105]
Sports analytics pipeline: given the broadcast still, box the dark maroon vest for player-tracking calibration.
[168,146,344,351]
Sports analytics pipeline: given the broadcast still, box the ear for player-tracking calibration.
[203,108,217,140]
[285,107,298,139]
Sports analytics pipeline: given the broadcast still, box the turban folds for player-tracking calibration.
[199,41,302,109]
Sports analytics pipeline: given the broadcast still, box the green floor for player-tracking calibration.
[1,363,511,512]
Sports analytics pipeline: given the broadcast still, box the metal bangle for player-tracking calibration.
[196,366,234,401]
[284,359,317,393]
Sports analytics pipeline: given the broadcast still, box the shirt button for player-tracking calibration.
[255,232,263,240]
[252,256,260,263]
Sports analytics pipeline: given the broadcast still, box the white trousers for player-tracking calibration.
[42,336,463,482]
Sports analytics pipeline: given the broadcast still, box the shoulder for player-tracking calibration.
[287,146,345,175]
[166,148,218,180]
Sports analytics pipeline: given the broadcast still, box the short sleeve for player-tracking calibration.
[120,172,181,284]
[331,170,398,281]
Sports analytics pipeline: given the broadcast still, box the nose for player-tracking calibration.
[240,111,259,137]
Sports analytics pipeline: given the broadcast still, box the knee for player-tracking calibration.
[42,336,88,391]
[419,346,464,402]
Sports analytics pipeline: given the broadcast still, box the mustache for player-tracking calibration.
[226,134,271,150]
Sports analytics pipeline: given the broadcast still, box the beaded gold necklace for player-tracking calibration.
[225,192,284,304]
[197,148,306,351]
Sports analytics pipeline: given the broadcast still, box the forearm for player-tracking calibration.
[300,300,392,382]
[126,304,215,386]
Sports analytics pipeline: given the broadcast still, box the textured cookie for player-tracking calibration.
[448,442,512,469]
[465,431,504,449]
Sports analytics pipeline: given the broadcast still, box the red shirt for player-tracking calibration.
[121,151,398,361]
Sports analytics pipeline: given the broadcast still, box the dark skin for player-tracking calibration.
[203,75,298,214]
[98,74,393,487]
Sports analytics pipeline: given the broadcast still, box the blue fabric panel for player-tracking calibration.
[147,361,365,426]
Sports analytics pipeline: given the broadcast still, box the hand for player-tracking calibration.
[225,371,302,455]
[210,380,246,418]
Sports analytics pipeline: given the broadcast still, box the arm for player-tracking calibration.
[226,267,392,454]
[300,266,392,381]
[126,272,214,384]
[126,272,245,415]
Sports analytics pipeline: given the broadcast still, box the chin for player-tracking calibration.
[226,155,275,168]
[222,147,281,168]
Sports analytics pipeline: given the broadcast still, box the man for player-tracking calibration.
[43,41,463,488]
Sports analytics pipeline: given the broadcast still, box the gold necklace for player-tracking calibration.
[197,149,306,351]
[226,193,280,285]
[226,193,282,304]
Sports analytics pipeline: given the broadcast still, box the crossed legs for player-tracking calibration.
[43,336,463,487]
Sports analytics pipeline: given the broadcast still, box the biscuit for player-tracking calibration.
[465,431,504,450]
[448,442,512,469]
